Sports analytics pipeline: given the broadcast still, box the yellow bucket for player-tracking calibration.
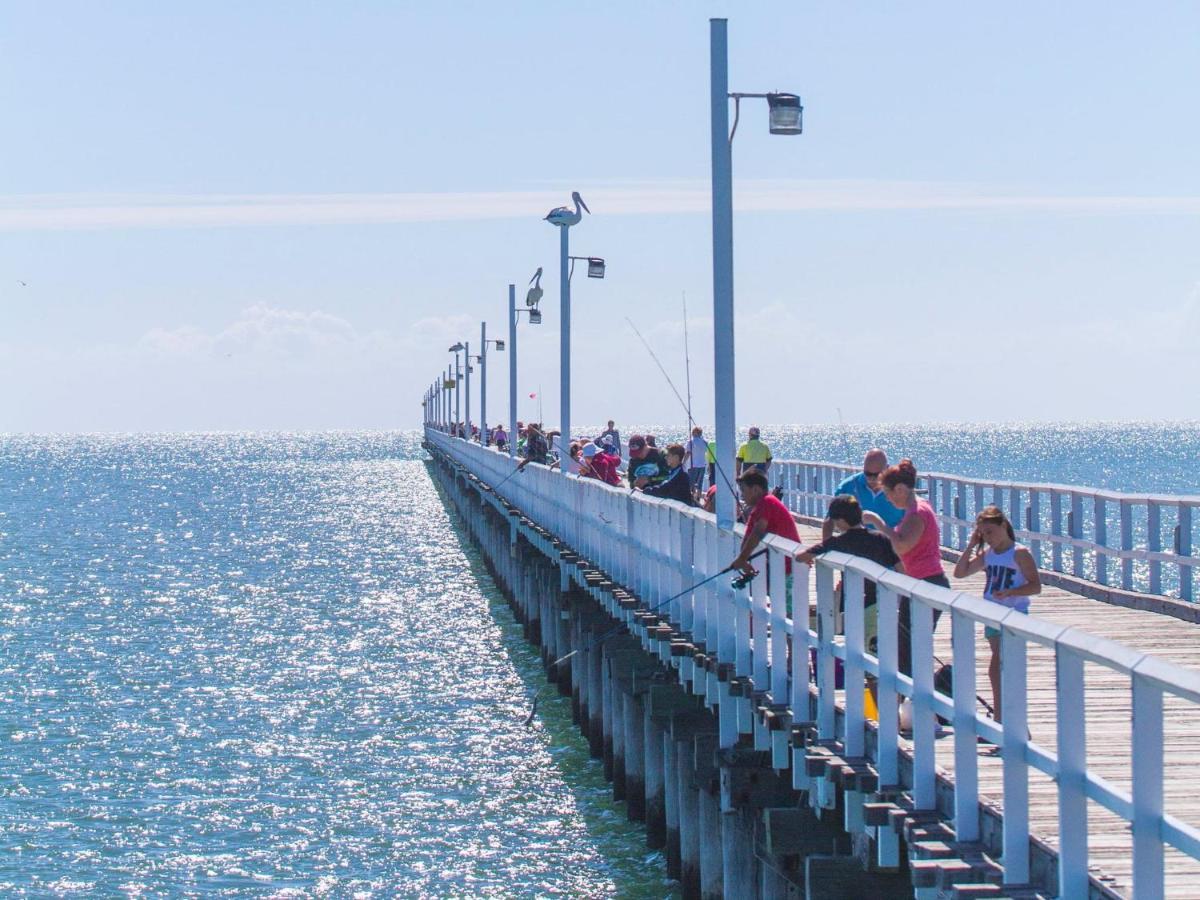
[863,687,879,721]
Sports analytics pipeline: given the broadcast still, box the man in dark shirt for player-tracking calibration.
[626,434,668,488]
[516,423,549,468]
[641,444,694,505]
[796,494,903,658]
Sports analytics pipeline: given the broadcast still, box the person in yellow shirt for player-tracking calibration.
[735,426,772,476]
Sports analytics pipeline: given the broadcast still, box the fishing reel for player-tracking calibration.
[731,569,758,590]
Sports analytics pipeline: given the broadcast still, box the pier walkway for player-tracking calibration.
[424,428,1200,899]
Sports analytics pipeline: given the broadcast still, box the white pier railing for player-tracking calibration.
[426,429,1200,899]
[772,460,1200,602]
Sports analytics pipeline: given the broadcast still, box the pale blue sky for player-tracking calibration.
[1,2,1198,431]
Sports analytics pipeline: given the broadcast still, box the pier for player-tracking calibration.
[423,428,1200,899]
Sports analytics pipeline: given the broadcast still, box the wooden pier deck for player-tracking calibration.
[789,519,1200,897]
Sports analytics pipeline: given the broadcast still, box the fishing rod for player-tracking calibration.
[523,548,768,726]
[623,317,743,512]
[490,463,526,493]
[682,292,693,427]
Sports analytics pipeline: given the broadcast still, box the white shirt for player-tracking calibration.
[686,436,708,468]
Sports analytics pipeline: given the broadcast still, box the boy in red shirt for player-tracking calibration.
[729,470,801,612]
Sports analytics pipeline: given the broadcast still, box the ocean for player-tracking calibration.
[0,423,1195,895]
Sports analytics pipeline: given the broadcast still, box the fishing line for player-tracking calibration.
[623,317,743,514]
[523,548,767,726]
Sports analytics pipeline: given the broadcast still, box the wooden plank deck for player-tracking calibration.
[789,521,1200,898]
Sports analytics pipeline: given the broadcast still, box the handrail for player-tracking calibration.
[770,460,1199,602]
[425,426,1200,898]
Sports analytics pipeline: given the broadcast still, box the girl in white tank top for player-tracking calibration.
[952,506,1042,724]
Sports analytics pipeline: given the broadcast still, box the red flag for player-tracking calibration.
[529,392,536,398]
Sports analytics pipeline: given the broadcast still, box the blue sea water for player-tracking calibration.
[0,424,1195,895]
[0,433,668,897]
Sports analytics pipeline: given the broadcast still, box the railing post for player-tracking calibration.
[769,547,788,700]
[1071,492,1085,577]
[815,564,836,740]
[911,595,936,811]
[1120,499,1134,591]
[843,569,866,758]
[955,481,968,548]
[679,513,696,634]
[1028,489,1042,567]
[939,478,952,546]
[1094,495,1109,587]
[1001,628,1030,884]
[751,554,768,691]
[875,584,899,787]
[1131,664,1165,898]
[1179,503,1193,601]
[1051,491,1064,573]
[1148,501,1163,596]
[791,563,811,721]
[1055,644,1088,898]
[950,607,979,842]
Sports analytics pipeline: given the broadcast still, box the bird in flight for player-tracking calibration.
[17,280,27,287]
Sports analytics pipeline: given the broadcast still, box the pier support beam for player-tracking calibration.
[645,709,667,849]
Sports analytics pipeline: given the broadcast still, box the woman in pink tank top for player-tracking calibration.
[861,458,948,678]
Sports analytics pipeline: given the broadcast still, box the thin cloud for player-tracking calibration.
[1,180,1198,231]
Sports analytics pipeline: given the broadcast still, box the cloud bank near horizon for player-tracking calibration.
[2,179,1199,231]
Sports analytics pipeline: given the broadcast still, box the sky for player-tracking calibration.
[1,2,1198,432]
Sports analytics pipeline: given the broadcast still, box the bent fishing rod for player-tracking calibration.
[523,548,767,726]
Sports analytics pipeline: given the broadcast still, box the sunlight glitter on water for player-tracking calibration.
[0,433,671,897]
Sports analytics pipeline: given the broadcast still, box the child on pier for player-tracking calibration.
[953,506,1041,723]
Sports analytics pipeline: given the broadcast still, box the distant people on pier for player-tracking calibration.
[598,420,621,459]
[861,459,948,678]
[686,426,709,495]
[580,442,621,485]
[627,434,668,489]
[491,425,508,451]
[953,506,1041,723]
[728,471,800,613]
[736,427,772,476]
[516,423,549,469]
[823,449,903,540]
[640,443,695,506]
[705,441,717,490]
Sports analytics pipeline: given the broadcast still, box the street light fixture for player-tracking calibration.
[567,255,606,280]
[709,18,803,536]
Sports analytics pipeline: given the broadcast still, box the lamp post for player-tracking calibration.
[448,345,464,435]
[543,192,599,475]
[509,268,544,457]
[709,17,802,530]
[475,323,505,447]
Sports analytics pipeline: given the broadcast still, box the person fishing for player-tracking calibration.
[515,422,549,470]
[953,505,1041,723]
[727,471,800,613]
[639,443,694,506]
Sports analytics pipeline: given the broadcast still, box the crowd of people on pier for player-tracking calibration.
[446,419,1042,724]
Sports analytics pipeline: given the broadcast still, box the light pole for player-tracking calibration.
[509,268,544,457]
[709,17,802,530]
[475,323,505,447]
[448,346,464,435]
[543,192,594,475]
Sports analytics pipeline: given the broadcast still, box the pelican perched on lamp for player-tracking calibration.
[525,267,543,307]
[544,191,590,227]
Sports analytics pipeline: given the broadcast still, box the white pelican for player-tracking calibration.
[526,267,544,307]
[544,191,590,227]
